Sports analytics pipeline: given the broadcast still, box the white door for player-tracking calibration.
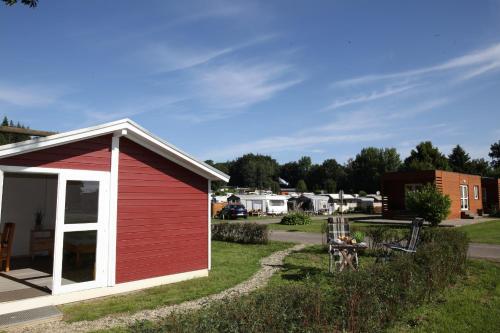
[460,185,469,211]
[52,171,110,294]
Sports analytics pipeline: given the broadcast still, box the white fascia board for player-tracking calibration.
[0,119,229,183]
[0,120,126,157]
[122,122,229,182]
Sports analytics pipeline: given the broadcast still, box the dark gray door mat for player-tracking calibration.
[0,306,62,329]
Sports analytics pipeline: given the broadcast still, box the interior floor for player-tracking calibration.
[0,256,52,303]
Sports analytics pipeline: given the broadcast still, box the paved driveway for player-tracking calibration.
[269,230,500,261]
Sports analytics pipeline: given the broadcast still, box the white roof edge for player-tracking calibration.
[0,118,230,183]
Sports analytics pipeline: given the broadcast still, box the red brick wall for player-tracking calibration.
[0,136,112,171]
[438,171,482,219]
[116,138,208,283]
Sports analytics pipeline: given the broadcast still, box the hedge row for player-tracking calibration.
[129,228,469,333]
[211,222,268,244]
[280,212,312,225]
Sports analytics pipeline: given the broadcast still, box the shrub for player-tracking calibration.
[489,207,500,217]
[211,223,268,244]
[280,212,312,225]
[351,230,365,243]
[405,184,451,226]
[130,228,468,333]
[358,226,408,249]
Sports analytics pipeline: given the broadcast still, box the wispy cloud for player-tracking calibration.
[205,96,449,159]
[140,34,276,73]
[65,96,187,124]
[167,1,251,26]
[386,98,448,119]
[196,62,302,109]
[205,132,391,159]
[335,42,500,86]
[322,84,418,111]
[0,83,67,107]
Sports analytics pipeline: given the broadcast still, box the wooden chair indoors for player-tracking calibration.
[0,223,15,272]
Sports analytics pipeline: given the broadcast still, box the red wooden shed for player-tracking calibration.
[0,119,229,314]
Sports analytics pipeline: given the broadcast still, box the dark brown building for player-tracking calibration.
[481,177,500,213]
[382,170,484,220]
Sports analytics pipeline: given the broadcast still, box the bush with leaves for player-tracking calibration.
[280,212,312,225]
[351,230,365,243]
[211,223,268,244]
[405,183,451,226]
[128,228,468,333]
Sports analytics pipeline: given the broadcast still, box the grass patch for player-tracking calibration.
[387,259,500,332]
[267,219,326,233]
[459,220,500,244]
[61,241,292,322]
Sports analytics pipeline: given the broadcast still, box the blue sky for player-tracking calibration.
[1,0,500,164]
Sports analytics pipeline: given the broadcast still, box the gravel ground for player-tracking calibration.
[11,244,305,333]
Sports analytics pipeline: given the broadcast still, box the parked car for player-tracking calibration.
[218,204,248,219]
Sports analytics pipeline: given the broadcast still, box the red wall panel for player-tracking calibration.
[0,136,112,171]
[116,138,208,283]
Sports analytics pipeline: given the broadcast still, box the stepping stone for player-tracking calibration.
[0,306,62,330]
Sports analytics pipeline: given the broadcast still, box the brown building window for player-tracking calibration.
[473,185,479,200]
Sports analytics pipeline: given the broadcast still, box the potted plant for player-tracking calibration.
[34,210,44,230]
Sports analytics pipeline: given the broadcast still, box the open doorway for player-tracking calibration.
[0,172,57,302]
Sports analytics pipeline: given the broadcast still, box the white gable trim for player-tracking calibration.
[0,119,229,182]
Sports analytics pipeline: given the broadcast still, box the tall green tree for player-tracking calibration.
[2,0,37,7]
[448,145,471,173]
[403,141,450,171]
[489,140,500,169]
[468,158,492,176]
[0,116,31,145]
[280,156,313,189]
[228,154,280,190]
[346,147,401,193]
[296,179,308,192]
[280,161,300,188]
[306,158,345,193]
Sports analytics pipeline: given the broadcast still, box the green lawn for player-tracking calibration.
[267,219,408,234]
[386,259,500,332]
[61,241,292,322]
[272,246,500,333]
[212,215,276,222]
[267,219,327,233]
[459,220,500,244]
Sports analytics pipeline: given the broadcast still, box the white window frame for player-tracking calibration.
[0,165,111,295]
[405,183,423,193]
[460,185,469,211]
[473,185,479,200]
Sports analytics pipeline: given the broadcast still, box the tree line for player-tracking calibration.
[0,116,497,195]
[206,140,500,194]
[0,116,31,145]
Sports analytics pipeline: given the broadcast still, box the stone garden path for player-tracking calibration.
[11,244,306,333]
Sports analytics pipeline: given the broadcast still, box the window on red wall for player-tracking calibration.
[473,185,479,200]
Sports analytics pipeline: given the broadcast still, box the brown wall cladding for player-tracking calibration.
[382,170,484,220]
[481,177,500,212]
[381,170,436,218]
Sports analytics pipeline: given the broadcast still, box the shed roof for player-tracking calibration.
[0,119,229,182]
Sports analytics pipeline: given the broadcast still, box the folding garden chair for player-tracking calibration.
[327,216,358,272]
[378,217,424,262]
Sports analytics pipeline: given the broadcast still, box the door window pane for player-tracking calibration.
[65,181,99,224]
[62,231,96,285]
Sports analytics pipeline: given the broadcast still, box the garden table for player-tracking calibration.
[328,243,367,272]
